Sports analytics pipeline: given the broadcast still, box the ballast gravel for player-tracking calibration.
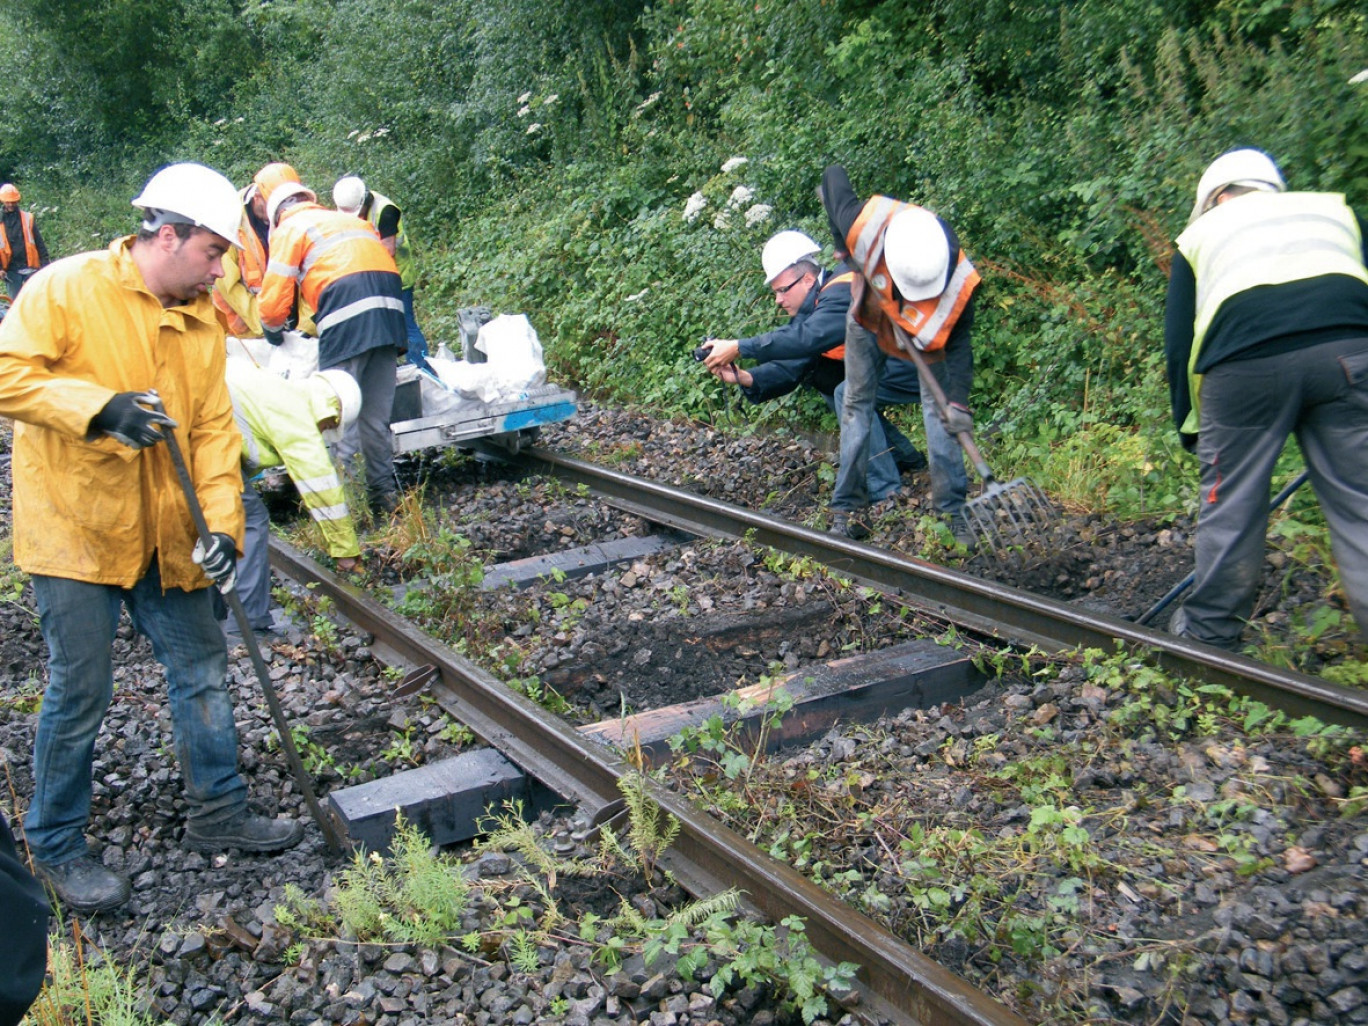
[1,404,1364,1026]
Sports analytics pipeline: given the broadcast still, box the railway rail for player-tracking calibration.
[268,449,1368,1026]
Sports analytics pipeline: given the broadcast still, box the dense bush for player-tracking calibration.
[1,0,1362,518]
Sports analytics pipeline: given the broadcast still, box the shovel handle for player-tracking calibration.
[891,323,996,484]
[145,392,347,853]
[1136,468,1311,627]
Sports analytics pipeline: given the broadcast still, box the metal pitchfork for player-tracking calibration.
[147,392,347,853]
[892,323,1052,553]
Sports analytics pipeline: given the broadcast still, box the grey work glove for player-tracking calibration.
[941,403,974,436]
[89,391,178,449]
[263,326,285,347]
[192,532,238,593]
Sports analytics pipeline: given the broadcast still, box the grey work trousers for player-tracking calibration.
[331,346,399,504]
[1173,336,1368,648]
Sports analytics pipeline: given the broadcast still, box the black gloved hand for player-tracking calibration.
[192,532,237,593]
[89,391,178,449]
[263,327,285,346]
[941,403,974,436]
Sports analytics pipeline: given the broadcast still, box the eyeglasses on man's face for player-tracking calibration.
[772,273,807,297]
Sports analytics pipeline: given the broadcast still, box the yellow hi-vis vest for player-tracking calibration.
[846,196,979,357]
[1175,191,1368,434]
[367,191,416,290]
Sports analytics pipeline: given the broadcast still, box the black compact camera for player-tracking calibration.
[693,337,715,362]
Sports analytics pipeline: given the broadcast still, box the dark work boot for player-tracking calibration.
[369,491,400,517]
[830,511,871,540]
[34,855,131,914]
[185,811,305,853]
[895,449,928,475]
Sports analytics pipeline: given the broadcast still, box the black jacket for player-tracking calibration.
[739,266,850,403]
[0,814,48,1026]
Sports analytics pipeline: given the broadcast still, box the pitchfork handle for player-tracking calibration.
[892,323,996,485]
[144,392,347,854]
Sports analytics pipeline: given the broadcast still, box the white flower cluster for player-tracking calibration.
[515,91,557,135]
[683,192,707,223]
[345,127,391,144]
[681,157,771,228]
[744,204,772,227]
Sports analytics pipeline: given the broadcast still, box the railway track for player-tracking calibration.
[267,450,1368,1026]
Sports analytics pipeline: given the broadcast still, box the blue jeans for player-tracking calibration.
[826,387,900,504]
[27,564,247,865]
[5,268,35,299]
[402,288,429,367]
[233,470,274,632]
[835,317,969,515]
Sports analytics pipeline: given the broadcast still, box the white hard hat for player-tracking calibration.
[884,207,950,301]
[761,230,821,285]
[1189,148,1285,225]
[267,182,317,228]
[310,370,362,443]
[131,163,243,246]
[332,176,367,214]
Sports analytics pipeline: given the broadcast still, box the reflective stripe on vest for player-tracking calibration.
[818,270,855,361]
[1175,191,1368,434]
[0,211,41,271]
[846,196,979,352]
[238,215,269,291]
[368,191,415,288]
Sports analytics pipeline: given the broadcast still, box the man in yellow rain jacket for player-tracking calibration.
[0,163,304,914]
[223,362,364,635]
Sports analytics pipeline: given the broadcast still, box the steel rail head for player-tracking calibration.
[266,535,1031,1026]
[527,448,1368,732]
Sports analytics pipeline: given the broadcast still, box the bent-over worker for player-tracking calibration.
[223,363,365,636]
[819,165,980,541]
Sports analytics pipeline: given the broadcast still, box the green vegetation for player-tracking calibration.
[24,924,163,1026]
[2,1,1363,522]
[661,643,1367,1022]
[273,797,857,1024]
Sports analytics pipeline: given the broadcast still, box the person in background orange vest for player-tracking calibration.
[0,183,50,299]
[259,181,408,516]
[212,162,304,337]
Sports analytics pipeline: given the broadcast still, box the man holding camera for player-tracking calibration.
[702,230,924,516]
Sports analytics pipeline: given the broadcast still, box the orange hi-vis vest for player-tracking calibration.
[819,270,855,361]
[0,210,41,272]
[846,196,979,357]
